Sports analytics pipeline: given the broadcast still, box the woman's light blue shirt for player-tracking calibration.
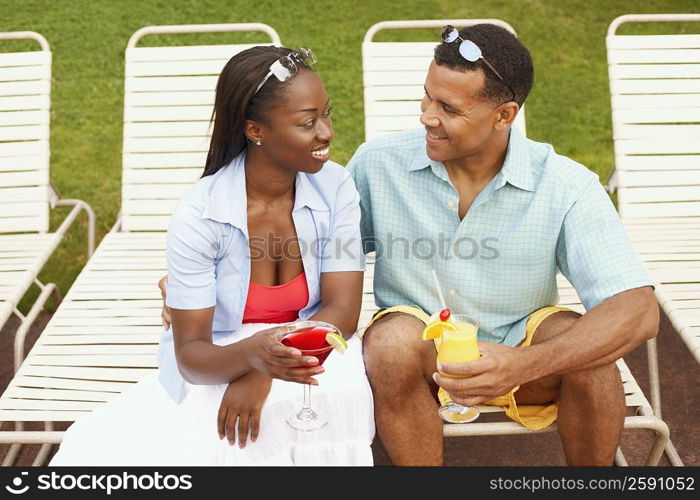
[159,151,365,402]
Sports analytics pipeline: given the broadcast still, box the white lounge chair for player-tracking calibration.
[604,13,700,467]
[359,20,671,466]
[606,14,700,365]
[0,31,95,368]
[0,23,281,466]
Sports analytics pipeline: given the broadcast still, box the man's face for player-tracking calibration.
[420,61,501,164]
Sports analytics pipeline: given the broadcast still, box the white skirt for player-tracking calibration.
[49,323,375,466]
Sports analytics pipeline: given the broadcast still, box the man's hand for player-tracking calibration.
[433,341,524,407]
[158,275,171,329]
[218,370,272,448]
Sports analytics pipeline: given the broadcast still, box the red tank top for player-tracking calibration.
[242,272,309,324]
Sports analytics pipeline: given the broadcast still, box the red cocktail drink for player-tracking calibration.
[281,327,334,365]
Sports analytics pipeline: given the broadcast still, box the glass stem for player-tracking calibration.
[303,383,312,410]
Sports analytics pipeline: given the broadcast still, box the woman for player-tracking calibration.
[50,46,374,466]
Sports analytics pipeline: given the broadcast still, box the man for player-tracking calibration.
[344,23,658,466]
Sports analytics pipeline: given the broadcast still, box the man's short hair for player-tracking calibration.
[434,24,534,107]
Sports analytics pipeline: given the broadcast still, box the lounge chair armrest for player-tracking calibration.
[52,198,97,257]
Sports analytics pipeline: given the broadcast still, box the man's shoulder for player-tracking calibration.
[526,137,600,193]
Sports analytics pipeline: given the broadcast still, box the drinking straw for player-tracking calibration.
[431,269,447,309]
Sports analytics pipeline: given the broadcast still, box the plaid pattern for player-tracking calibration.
[347,127,652,346]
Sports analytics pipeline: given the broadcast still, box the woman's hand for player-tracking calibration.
[158,275,171,329]
[244,327,324,385]
[218,371,272,448]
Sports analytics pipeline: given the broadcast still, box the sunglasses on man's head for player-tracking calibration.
[440,25,515,103]
[254,47,317,95]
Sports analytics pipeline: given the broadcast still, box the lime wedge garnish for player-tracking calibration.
[326,332,348,354]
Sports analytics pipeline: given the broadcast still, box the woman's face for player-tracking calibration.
[256,70,333,174]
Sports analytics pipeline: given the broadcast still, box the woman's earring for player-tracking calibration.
[256,140,262,146]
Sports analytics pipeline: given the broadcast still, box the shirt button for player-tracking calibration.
[448,201,455,208]
[449,289,457,296]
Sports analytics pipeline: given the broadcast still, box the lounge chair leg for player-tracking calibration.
[1,421,24,466]
[664,440,684,466]
[32,422,55,466]
[614,446,628,466]
[646,338,661,417]
[14,282,57,372]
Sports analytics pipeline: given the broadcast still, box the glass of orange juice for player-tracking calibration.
[436,314,480,423]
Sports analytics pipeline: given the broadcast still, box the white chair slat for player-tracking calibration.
[0,79,50,97]
[616,155,700,171]
[123,136,210,154]
[123,167,201,185]
[0,50,50,67]
[365,99,422,117]
[126,89,214,107]
[363,55,433,72]
[123,183,192,200]
[363,41,438,57]
[126,75,218,92]
[0,410,93,422]
[0,399,108,411]
[0,124,48,141]
[364,70,434,86]
[616,170,700,187]
[120,215,172,231]
[610,63,700,79]
[11,375,134,392]
[5,387,118,403]
[611,78,700,95]
[615,139,700,155]
[0,110,47,126]
[365,85,425,101]
[0,94,50,111]
[126,58,229,77]
[125,120,211,137]
[124,151,207,168]
[607,34,700,50]
[612,93,700,110]
[0,169,49,187]
[125,105,212,122]
[615,124,700,140]
[16,364,154,381]
[0,186,49,203]
[620,202,700,219]
[0,139,48,157]
[121,199,181,216]
[127,43,267,62]
[608,48,700,64]
[0,65,48,82]
[614,107,700,124]
[619,185,700,204]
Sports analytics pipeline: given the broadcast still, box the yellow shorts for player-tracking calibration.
[363,305,571,430]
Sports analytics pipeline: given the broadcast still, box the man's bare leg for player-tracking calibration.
[363,312,443,465]
[516,311,626,465]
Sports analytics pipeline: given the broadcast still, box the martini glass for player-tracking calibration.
[276,320,337,431]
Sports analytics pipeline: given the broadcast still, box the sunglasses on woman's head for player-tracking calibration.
[254,47,317,95]
[441,25,515,103]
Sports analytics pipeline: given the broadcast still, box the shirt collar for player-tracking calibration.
[201,150,328,230]
[494,127,535,192]
[408,126,535,192]
[201,151,248,230]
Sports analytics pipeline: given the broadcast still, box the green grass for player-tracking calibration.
[2,0,698,311]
